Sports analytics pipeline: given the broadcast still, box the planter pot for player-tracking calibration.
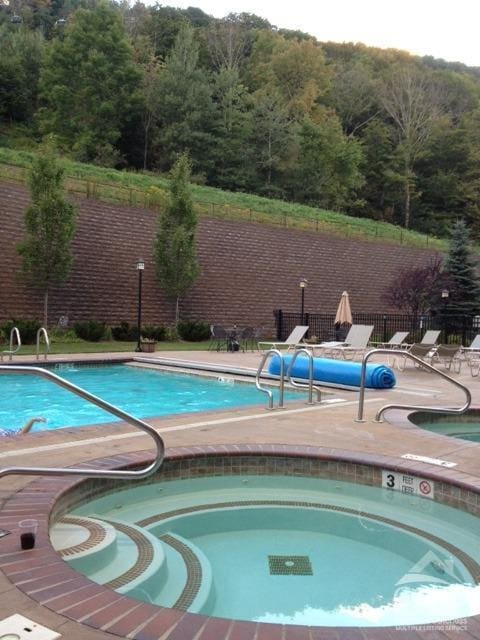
[140,342,156,353]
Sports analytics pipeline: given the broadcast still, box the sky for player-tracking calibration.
[162,0,480,67]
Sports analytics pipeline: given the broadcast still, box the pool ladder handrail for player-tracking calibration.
[356,348,471,423]
[36,327,50,360]
[286,348,323,404]
[0,365,164,480]
[255,348,322,409]
[256,349,285,409]
[0,327,21,361]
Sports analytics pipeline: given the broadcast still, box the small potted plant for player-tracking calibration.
[140,337,156,353]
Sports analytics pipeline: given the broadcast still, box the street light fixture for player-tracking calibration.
[135,258,145,352]
[441,288,449,343]
[300,278,308,324]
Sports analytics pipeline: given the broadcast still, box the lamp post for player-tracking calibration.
[441,288,449,343]
[299,278,308,324]
[135,258,144,352]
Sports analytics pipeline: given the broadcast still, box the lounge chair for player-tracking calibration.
[461,335,480,375]
[397,343,435,371]
[419,330,441,345]
[427,344,462,373]
[258,325,309,352]
[371,331,410,349]
[312,324,374,360]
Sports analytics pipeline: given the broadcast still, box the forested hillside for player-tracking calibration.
[2,0,480,238]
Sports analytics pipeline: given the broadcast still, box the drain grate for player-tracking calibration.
[268,555,313,576]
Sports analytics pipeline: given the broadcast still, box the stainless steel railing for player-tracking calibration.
[0,365,164,479]
[286,348,323,404]
[255,349,285,409]
[1,327,21,361]
[36,327,50,360]
[356,348,471,423]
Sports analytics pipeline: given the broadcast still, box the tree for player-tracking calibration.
[38,3,141,165]
[381,256,445,317]
[155,153,199,324]
[291,115,364,210]
[154,23,217,174]
[18,145,76,326]
[378,65,445,229]
[442,219,480,314]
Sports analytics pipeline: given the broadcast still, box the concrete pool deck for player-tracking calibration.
[0,349,479,639]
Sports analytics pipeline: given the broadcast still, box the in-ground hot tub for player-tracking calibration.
[1,445,479,639]
[410,409,480,443]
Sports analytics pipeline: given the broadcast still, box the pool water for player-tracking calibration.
[57,474,480,627]
[1,364,294,431]
[411,411,480,443]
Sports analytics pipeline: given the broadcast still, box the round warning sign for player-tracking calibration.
[419,480,432,495]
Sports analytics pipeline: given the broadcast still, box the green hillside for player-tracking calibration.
[0,147,445,251]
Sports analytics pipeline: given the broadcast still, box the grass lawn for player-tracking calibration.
[6,340,211,356]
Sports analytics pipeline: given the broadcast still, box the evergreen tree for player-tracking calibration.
[18,145,76,326]
[154,24,217,175]
[37,3,141,165]
[443,219,480,314]
[155,153,199,324]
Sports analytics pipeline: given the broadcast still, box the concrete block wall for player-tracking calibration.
[0,181,439,334]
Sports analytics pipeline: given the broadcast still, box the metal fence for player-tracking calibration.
[274,310,480,346]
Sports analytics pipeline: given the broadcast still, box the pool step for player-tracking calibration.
[52,515,213,611]
[51,516,118,574]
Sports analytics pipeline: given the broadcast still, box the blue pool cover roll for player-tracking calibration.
[268,354,396,389]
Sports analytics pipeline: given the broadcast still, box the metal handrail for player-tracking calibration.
[255,349,285,409]
[1,327,21,361]
[36,327,50,360]
[356,348,471,423]
[0,365,164,479]
[287,348,322,404]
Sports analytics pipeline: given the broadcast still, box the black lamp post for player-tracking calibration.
[135,258,144,352]
[441,288,449,343]
[300,278,308,323]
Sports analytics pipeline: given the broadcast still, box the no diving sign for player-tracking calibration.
[382,470,434,499]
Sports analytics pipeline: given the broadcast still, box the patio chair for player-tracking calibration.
[313,325,374,360]
[371,331,410,349]
[208,325,229,351]
[427,344,462,373]
[397,343,434,371]
[258,325,309,352]
[461,335,480,376]
[238,326,255,352]
[419,330,441,345]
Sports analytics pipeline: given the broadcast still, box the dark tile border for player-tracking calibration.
[1,443,479,640]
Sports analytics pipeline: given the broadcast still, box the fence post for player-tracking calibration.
[274,309,283,341]
[382,315,387,343]
[304,313,310,337]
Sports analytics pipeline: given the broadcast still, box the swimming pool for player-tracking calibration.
[1,364,294,432]
[410,410,480,443]
[51,456,480,628]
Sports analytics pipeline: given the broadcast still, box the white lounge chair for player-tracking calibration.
[371,331,410,349]
[312,325,374,360]
[461,335,480,375]
[419,330,441,345]
[258,325,309,351]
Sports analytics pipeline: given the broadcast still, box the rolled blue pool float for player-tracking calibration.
[268,354,396,389]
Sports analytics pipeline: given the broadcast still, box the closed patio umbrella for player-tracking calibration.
[334,291,352,339]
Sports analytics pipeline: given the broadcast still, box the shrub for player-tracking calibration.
[1,318,41,344]
[177,320,210,342]
[142,325,167,341]
[111,321,137,341]
[73,320,106,342]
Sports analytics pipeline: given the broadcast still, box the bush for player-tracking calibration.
[111,321,137,341]
[73,320,106,342]
[177,320,210,342]
[142,325,167,341]
[1,318,41,345]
